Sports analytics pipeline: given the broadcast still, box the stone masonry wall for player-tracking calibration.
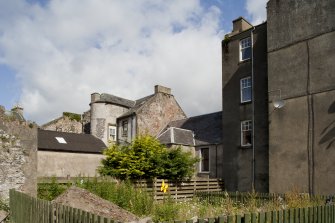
[137,93,186,137]
[0,107,37,201]
[41,116,83,133]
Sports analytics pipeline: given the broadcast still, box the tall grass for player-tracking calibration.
[76,178,154,216]
[38,178,326,222]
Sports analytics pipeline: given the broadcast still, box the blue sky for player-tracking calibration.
[0,0,267,124]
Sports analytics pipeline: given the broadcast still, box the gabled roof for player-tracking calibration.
[95,93,136,108]
[117,94,155,119]
[157,127,195,146]
[38,129,106,154]
[166,111,222,146]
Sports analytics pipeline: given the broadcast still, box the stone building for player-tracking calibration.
[222,0,335,194]
[41,112,84,134]
[0,106,37,200]
[90,85,186,145]
[158,112,222,178]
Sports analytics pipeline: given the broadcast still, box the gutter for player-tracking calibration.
[251,26,256,190]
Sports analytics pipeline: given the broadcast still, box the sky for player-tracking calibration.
[0,0,267,124]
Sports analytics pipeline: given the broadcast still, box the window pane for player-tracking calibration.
[242,87,252,102]
[122,121,128,136]
[241,77,252,103]
[241,47,251,60]
[241,120,252,146]
[201,148,209,172]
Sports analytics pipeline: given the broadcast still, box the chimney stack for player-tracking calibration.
[232,17,253,34]
[154,85,171,95]
[91,93,100,103]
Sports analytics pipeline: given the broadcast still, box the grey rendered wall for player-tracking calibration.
[90,102,128,145]
[195,144,223,179]
[222,23,268,192]
[0,110,37,200]
[267,0,335,194]
[38,151,104,177]
[267,0,335,52]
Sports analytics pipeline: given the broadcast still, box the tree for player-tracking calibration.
[98,135,198,181]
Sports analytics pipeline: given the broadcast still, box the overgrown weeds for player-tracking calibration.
[38,176,69,201]
[37,178,326,222]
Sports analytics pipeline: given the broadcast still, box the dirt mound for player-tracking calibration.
[52,186,139,222]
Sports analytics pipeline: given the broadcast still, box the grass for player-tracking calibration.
[37,178,325,222]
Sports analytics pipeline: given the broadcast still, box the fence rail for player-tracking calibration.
[134,178,224,200]
[163,205,335,223]
[9,189,114,223]
[195,191,330,205]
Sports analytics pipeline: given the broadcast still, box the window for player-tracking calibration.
[241,120,252,147]
[108,126,116,141]
[55,137,67,144]
[122,120,128,137]
[240,37,251,61]
[240,76,252,103]
[200,148,209,172]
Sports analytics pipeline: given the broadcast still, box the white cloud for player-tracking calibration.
[0,0,223,124]
[245,0,267,25]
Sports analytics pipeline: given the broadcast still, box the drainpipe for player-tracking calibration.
[251,26,256,191]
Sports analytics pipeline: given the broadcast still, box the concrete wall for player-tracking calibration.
[222,23,268,192]
[267,0,335,52]
[90,102,128,145]
[38,151,104,177]
[0,108,37,200]
[267,0,335,194]
[137,93,186,137]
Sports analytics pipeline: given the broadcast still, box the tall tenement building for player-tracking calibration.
[222,0,335,193]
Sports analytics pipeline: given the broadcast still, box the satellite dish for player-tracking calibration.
[273,99,285,109]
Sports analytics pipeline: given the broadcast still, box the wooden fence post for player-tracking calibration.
[154,178,157,200]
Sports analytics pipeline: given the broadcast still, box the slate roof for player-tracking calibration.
[117,94,155,118]
[38,129,106,154]
[157,127,195,146]
[97,93,136,108]
[165,111,222,146]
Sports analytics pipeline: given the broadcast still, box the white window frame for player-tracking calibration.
[108,125,117,141]
[241,120,252,147]
[199,148,210,173]
[240,37,251,61]
[240,76,252,103]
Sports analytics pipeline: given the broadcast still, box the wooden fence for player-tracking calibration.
[38,177,225,201]
[195,191,329,205]
[163,205,335,223]
[10,188,335,223]
[9,189,114,223]
[133,178,224,200]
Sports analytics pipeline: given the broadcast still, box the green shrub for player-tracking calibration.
[99,135,198,181]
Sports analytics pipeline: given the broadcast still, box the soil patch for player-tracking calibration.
[52,186,139,222]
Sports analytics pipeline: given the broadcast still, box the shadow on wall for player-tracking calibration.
[319,100,335,149]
